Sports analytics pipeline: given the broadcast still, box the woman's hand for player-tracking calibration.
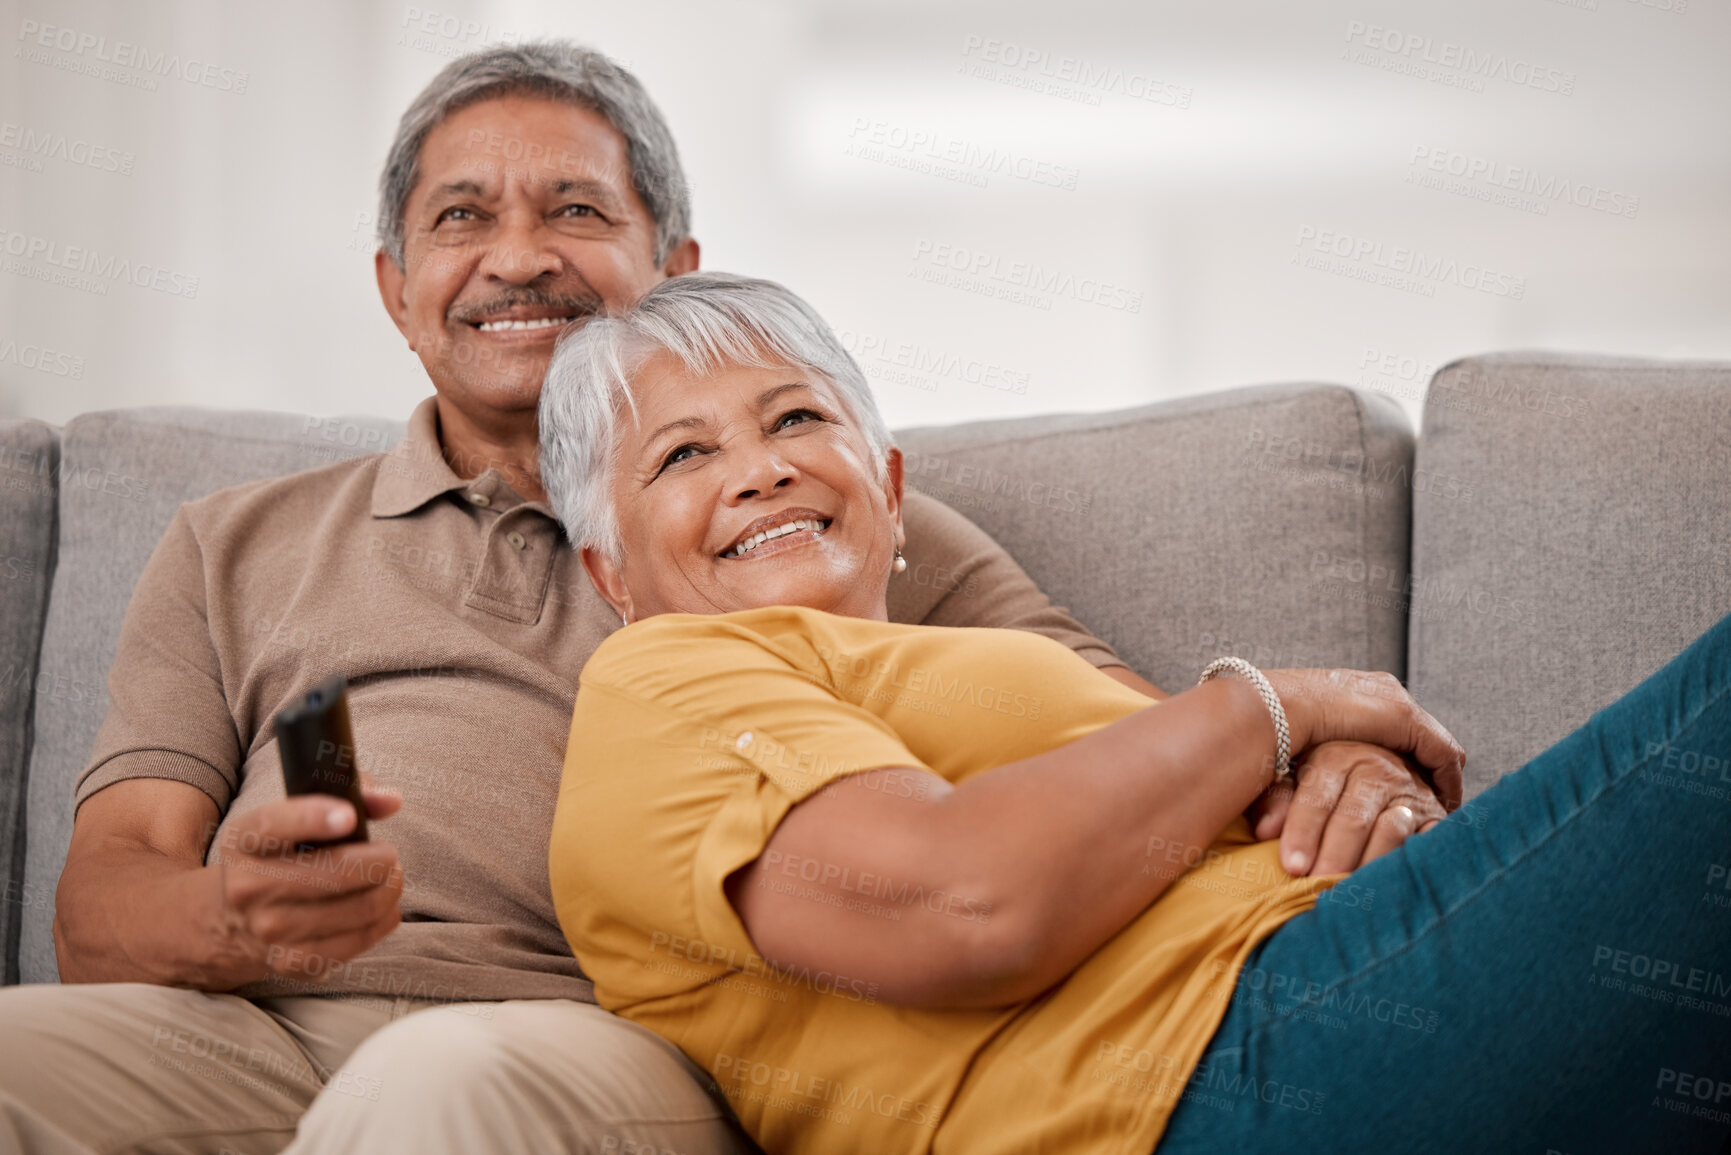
[1262,667,1465,805]
[1246,740,1448,876]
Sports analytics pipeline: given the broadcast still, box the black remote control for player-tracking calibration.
[274,675,368,844]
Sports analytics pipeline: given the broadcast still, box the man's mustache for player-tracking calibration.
[446,287,604,327]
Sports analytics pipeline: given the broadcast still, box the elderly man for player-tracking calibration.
[0,41,1157,1155]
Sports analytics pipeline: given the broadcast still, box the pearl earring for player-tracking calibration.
[892,548,907,574]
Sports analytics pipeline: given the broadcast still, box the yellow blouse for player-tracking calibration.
[551,605,1335,1155]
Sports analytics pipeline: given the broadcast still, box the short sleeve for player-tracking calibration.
[890,489,1127,670]
[557,619,933,987]
[76,509,241,813]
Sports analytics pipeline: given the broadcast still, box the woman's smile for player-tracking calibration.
[717,512,833,561]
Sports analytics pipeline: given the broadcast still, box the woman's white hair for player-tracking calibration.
[538,272,894,564]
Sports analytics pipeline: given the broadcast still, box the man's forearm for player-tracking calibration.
[57,777,405,991]
[55,846,262,990]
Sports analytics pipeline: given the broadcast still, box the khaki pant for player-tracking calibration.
[0,983,758,1155]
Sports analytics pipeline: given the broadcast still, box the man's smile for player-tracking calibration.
[448,293,600,338]
[475,315,573,332]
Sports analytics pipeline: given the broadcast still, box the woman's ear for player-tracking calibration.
[580,545,633,623]
[882,446,906,549]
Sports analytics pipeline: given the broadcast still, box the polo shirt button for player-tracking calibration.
[467,492,491,508]
[506,531,527,550]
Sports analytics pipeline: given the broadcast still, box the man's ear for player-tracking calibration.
[882,446,906,551]
[661,237,700,278]
[580,544,634,624]
[375,248,412,342]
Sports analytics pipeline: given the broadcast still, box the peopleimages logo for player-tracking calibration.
[711,1053,941,1129]
[16,19,250,93]
[1342,20,1575,96]
[957,34,1193,109]
[0,227,199,298]
[0,336,84,378]
[835,329,1031,396]
[397,6,535,51]
[1293,225,1526,300]
[648,931,881,1004]
[0,121,135,174]
[845,117,1080,191]
[1407,146,1639,220]
[909,239,1144,313]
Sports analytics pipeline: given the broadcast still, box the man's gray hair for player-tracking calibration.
[539,272,894,565]
[377,41,690,269]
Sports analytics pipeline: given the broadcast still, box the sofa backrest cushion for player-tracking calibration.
[19,386,1416,982]
[1407,353,1731,799]
[19,409,403,983]
[0,420,60,983]
[893,382,1416,693]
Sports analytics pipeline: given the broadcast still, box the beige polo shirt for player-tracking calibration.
[76,397,1128,1004]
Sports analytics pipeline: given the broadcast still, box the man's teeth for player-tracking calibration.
[724,518,829,558]
[475,316,573,332]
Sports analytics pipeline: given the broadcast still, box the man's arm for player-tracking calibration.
[56,778,402,988]
[890,489,1153,680]
[55,508,403,988]
[57,779,233,986]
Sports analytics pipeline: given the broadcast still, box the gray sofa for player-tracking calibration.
[3,352,1729,986]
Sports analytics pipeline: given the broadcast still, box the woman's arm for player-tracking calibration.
[1097,663,1169,700]
[727,668,1461,1011]
[1089,664,1451,874]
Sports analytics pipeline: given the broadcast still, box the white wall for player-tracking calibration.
[2,0,1727,434]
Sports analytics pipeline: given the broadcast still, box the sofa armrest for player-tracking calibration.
[0,419,61,984]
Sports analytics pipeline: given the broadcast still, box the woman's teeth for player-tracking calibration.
[476,316,572,332]
[724,518,829,559]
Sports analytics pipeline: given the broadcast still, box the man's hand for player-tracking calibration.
[1246,740,1447,876]
[56,777,405,989]
[213,783,405,984]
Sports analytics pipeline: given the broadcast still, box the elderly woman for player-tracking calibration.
[540,273,1731,1155]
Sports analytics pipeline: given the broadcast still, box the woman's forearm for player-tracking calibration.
[927,676,1279,1002]
[732,675,1283,1009]
[1097,663,1169,700]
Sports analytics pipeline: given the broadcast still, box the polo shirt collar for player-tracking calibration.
[371,396,471,518]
